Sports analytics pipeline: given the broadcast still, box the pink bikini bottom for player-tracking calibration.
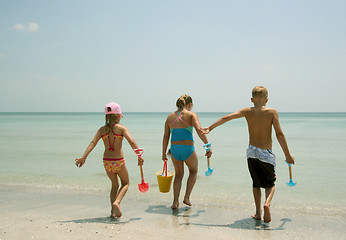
[103,158,125,173]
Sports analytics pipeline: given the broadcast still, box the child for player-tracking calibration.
[162,94,212,209]
[202,86,294,223]
[75,102,144,218]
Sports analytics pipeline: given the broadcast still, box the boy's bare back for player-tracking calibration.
[203,86,293,164]
[243,106,277,150]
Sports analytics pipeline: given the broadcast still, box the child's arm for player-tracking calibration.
[272,110,295,164]
[192,112,212,158]
[75,129,102,168]
[203,108,248,134]
[162,119,171,161]
[123,127,144,166]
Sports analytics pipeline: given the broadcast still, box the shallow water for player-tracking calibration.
[1,112,345,217]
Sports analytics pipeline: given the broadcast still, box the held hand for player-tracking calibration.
[138,157,144,166]
[75,157,86,168]
[162,154,168,161]
[201,127,210,134]
[205,149,212,158]
[286,155,295,165]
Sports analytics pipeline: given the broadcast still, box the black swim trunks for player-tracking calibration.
[247,157,276,188]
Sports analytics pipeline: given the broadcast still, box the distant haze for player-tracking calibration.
[0,1,345,112]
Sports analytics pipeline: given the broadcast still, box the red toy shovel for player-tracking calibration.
[138,165,149,193]
[135,148,149,193]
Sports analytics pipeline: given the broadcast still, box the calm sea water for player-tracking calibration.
[1,112,346,215]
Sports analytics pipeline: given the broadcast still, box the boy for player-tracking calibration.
[202,86,295,223]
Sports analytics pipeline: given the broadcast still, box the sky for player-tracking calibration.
[0,0,345,112]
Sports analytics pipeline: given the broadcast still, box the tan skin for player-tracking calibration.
[75,114,144,218]
[162,103,212,209]
[203,96,294,223]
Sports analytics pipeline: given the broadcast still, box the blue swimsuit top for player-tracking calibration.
[169,111,194,142]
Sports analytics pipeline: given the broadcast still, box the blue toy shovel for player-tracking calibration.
[285,160,296,187]
[204,143,213,176]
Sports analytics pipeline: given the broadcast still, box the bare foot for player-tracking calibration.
[183,199,192,207]
[110,205,115,218]
[113,202,122,218]
[171,202,179,210]
[251,212,261,220]
[263,204,271,223]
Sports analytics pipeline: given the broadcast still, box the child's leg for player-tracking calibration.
[112,164,130,218]
[263,186,275,223]
[106,171,119,218]
[265,186,275,206]
[252,187,262,220]
[183,151,198,206]
[171,157,184,209]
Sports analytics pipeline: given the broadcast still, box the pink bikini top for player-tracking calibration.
[169,111,194,142]
[169,111,191,128]
[101,123,123,151]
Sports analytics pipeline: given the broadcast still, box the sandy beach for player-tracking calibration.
[1,185,345,240]
[1,112,346,240]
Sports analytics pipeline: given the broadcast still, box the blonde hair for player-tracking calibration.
[252,86,268,99]
[105,114,120,126]
[176,94,193,110]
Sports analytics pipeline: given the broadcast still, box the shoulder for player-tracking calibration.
[264,108,279,121]
[168,112,177,117]
[241,107,252,113]
[239,107,252,116]
[116,123,126,131]
[188,110,197,117]
[167,111,177,117]
[99,125,107,134]
[116,124,129,136]
[266,108,278,115]
[166,112,177,121]
[187,111,198,119]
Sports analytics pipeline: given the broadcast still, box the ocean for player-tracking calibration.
[1,112,346,218]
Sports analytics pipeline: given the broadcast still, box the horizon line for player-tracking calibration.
[1,111,345,114]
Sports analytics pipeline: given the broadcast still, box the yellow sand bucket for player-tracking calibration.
[156,160,174,193]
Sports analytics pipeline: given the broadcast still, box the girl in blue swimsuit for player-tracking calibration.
[162,94,212,209]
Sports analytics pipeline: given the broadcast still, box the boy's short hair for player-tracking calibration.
[252,86,268,99]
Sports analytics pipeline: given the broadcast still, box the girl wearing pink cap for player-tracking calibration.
[75,102,144,218]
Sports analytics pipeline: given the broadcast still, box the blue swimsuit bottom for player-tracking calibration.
[171,144,195,161]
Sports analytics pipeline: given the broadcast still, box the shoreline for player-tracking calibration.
[1,185,346,240]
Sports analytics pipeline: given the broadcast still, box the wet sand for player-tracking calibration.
[1,185,345,240]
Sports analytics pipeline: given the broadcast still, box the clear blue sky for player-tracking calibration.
[1,0,345,112]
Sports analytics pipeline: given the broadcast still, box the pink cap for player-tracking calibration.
[105,102,123,117]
